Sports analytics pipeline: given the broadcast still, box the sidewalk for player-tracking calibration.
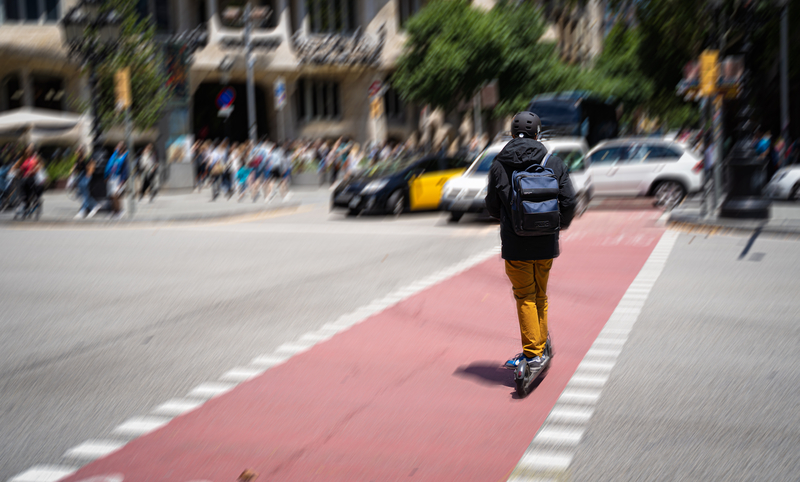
[0,187,330,225]
[668,196,800,235]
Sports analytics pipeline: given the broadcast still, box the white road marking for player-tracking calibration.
[568,375,609,387]
[507,230,680,482]
[547,406,594,423]
[250,354,290,367]
[275,342,314,354]
[152,398,205,416]
[187,382,236,398]
[577,360,616,371]
[12,246,505,481]
[8,465,77,482]
[558,389,602,404]
[585,348,622,358]
[516,451,574,470]
[220,367,265,382]
[113,416,171,436]
[533,427,585,445]
[63,440,126,459]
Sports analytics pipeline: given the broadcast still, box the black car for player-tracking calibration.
[331,155,468,216]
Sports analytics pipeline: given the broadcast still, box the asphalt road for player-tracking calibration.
[3,193,800,481]
[568,229,800,481]
[0,192,498,480]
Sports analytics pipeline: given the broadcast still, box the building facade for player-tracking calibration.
[0,0,422,150]
[0,0,605,153]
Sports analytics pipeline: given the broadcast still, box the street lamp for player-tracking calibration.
[60,0,123,160]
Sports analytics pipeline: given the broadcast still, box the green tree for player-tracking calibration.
[393,0,585,116]
[392,0,508,111]
[92,0,171,133]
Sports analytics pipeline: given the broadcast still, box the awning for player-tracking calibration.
[0,107,90,146]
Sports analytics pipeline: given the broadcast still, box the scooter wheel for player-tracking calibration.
[515,377,527,397]
[514,363,530,397]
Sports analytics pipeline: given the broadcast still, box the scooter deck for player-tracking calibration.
[514,359,550,397]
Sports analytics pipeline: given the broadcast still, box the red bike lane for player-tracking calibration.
[62,209,665,482]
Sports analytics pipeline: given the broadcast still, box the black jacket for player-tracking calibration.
[485,138,577,260]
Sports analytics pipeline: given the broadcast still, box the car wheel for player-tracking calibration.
[347,208,360,216]
[448,211,464,223]
[653,181,686,209]
[387,190,405,216]
[790,183,800,201]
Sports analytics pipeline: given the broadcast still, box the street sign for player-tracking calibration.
[274,77,286,111]
[700,50,719,97]
[114,67,131,111]
[368,80,382,99]
[218,105,234,118]
[216,87,236,109]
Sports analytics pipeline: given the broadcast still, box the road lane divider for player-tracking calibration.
[506,230,679,482]
[8,246,502,482]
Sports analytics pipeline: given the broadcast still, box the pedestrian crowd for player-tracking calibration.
[189,135,458,202]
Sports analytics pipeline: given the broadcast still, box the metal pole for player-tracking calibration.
[125,107,136,218]
[780,2,790,154]
[713,94,723,212]
[278,104,285,142]
[245,2,257,144]
[89,60,102,157]
[700,96,709,217]
[473,91,482,137]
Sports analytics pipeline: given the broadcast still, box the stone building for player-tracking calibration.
[0,0,422,150]
[0,0,608,154]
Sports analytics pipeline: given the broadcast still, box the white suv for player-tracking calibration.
[440,137,591,222]
[585,138,703,206]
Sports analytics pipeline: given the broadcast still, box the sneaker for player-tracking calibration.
[504,353,530,369]
[88,205,101,218]
[527,356,544,369]
[74,210,87,219]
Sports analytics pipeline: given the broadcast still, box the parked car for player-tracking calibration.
[585,138,703,207]
[331,155,468,216]
[764,165,800,200]
[440,137,592,222]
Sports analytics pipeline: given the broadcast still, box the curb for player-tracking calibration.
[667,213,800,237]
[0,202,302,227]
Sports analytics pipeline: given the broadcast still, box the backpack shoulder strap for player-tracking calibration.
[541,152,552,167]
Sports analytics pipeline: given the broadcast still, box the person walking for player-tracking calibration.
[105,142,129,219]
[74,160,101,219]
[138,144,158,202]
[484,112,577,370]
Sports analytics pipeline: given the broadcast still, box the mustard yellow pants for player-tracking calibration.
[505,259,553,358]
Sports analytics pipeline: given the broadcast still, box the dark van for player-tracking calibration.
[527,91,618,147]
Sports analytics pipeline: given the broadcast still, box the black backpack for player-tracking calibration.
[510,153,560,236]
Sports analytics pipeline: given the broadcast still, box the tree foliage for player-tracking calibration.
[393,0,794,131]
[92,0,171,132]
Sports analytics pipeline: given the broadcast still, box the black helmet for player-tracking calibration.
[511,111,541,139]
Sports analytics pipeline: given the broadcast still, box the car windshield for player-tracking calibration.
[361,156,420,178]
[550,149,586,172]
[529,101,581,126]
[467,151,499,175]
